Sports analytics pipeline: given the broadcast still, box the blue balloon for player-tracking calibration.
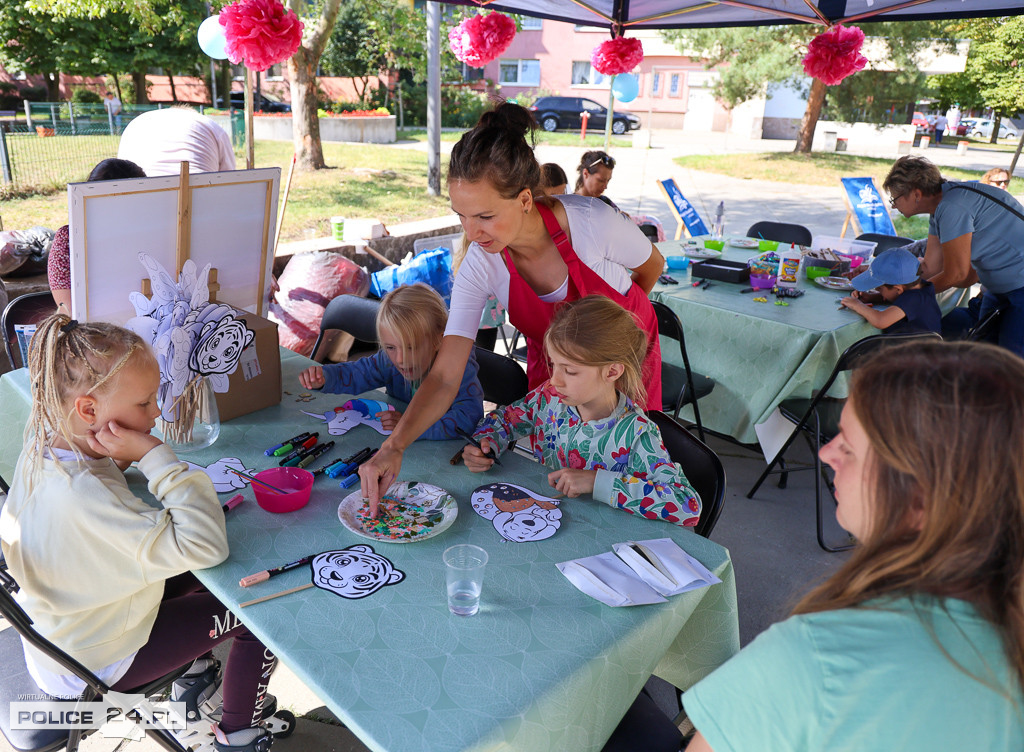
[611,74,639,103]
[198,15,228,60]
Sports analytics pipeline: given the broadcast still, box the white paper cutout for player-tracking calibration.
[125,253,254,420]
[471,483,562,543]
[310,545,405,599]
[302,399,395,436]
[184,456,256,493]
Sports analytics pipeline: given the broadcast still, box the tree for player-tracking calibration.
[286,0,342,171]
[662,21,954,154]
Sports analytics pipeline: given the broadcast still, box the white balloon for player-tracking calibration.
[198,15,228,60]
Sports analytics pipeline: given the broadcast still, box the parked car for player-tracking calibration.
[215,91,291,113]
[966,118,1018,140]
[529,96,640,134]
[912,111,935,134]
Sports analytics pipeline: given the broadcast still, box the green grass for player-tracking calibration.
[397,127,632,148]
[1,139,455,243]
[672,151,986,187]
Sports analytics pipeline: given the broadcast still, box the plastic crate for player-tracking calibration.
[811,235,876,267]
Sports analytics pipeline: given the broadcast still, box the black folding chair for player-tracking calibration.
[2,291,57,371]
[648,411,726,539]
[746,332,940,552]
[0,563,189,752]
[473,346,529,405]
[652,301,714,442]
[745,221,812,247]
[310,294,381,361]
[966,305,1006,343]
[856,232,914,256]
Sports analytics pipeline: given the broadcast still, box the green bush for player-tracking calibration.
[19,86,47,102]
[395,83,490,128]
[71,88,103,104]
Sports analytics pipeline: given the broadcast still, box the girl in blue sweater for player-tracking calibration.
[299,284,484,439]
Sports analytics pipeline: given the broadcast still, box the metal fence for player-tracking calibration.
[0,103,242,191]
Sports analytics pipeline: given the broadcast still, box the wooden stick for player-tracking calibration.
[240,582,313,608]
[244,70,254,170]
[273,153,297,253]
[360,242,395,267]
[176,161,191,277]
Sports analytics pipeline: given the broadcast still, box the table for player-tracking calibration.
[653,238,965,444]
[0,349,739,752]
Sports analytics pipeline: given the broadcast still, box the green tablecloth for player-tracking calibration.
[0,349,739,752]
[653,239,963,444]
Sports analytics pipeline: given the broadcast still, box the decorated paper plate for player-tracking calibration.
[729,238,759,249]
[814,275,855,291]
[684,245,723,259]
[338,481,457,543]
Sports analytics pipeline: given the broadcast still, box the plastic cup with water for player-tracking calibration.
[444,544,488,617]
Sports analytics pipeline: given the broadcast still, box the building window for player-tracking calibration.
[265,64,283,81]
[461,63,484,82]
[669,73,681,97]
[651,72,662,95]
[571,61,609,87]
[519,16,542,30]
[499,59,540,86]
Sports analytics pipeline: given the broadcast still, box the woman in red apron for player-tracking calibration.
[360,102,664,513]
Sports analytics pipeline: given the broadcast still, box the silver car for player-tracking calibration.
[968,118,1019,140]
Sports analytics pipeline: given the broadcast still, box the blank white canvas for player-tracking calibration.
[69,167,280,325]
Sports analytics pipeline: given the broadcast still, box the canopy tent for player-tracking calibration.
[435,1,1024,31]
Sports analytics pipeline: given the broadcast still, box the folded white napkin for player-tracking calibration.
[558,537,720,607]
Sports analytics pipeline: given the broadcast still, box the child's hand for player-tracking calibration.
[299,366,325,390]
[376,409,402,432]
[87,420,161,464]
[548,469,597,498]
[463,437,496,473]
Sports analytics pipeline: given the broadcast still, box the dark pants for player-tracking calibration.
[978,287,1024,357]
[112,573,276,733]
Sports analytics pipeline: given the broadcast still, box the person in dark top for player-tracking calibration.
[840,248,941,334]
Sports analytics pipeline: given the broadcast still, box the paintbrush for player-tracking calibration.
[226,467,288,495]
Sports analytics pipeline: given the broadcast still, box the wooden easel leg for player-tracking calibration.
[840,212,851,238]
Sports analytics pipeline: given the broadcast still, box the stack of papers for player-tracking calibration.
[557,538,721,607]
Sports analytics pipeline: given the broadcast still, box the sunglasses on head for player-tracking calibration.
[588,155,615,170]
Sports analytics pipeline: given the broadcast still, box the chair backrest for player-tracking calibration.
[967,305,1005,342]
[2,291,57,371]
[647,411,726,538]
[746,221,813,247]
[412,231,462,257]
[651,300,695,375]
[311,294,381,361]
[473,346,529,405]
[856,232,914,256]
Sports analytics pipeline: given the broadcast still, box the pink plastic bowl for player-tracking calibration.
[252,467,314,513]
[750,273,777,290]
[838,252,865,269]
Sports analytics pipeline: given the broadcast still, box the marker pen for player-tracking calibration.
[297,441,335,468]
[278,434,320,465]
[265,432,311,457]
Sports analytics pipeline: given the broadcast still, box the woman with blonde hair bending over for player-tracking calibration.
[359,102,664,514]
[684,339,1024,751]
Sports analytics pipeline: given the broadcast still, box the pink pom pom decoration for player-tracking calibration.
[219,0,304,73]
[591,36,644,76]
[448,12,516,68]
[802,24,868,86]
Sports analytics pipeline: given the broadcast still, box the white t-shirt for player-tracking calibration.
[117,107,236,177]
[445,194,651,339]
[104,96,121,116]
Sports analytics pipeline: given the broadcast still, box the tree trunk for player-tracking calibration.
[794,77,827,154]
[286,0,342,171]
[990,113,1001,145]
[132,71,149,104]
[288,48,326,170]
[112,74,123,103]
[167,70,177,103]
[43,72,60,101]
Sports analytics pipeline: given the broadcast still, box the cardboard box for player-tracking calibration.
[214,310,282,422]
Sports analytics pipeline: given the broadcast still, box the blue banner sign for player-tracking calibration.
[658,178,709,238]
[841,177,896,236]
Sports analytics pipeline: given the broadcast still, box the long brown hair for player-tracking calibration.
[447,102,542,199]
[543,295,646,406]
[794,340,1024,690]
[22,313,148,486]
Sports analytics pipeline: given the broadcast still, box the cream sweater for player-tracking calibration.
[0,444,228,677]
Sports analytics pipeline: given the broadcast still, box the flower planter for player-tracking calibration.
[250,115,396,144]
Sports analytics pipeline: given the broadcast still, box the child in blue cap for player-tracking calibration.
[840,248,941,334]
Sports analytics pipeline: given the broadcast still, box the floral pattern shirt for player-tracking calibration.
[473,384,701,527]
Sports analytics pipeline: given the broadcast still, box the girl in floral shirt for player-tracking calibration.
[464,295,701,527]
